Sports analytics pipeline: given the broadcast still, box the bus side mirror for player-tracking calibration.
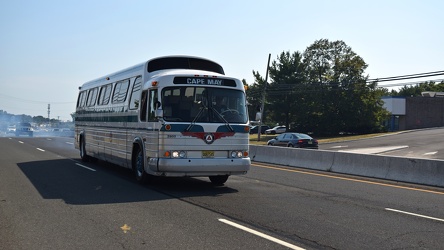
[155,109,163,118]
[155,101,161,109]
[255,112,262,121]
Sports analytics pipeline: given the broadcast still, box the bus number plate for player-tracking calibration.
[202,151,214,158]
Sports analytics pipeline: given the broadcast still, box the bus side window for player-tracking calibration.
[98,84,112,105]
[129,76,142,110]
[112,79,130,103]
[140,90,148,122]
[86,88,98,107]
[77,91,87,107]
[148,89,158,121]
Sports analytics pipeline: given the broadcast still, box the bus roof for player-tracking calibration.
[147,56,224,75]
[80,56,225,90]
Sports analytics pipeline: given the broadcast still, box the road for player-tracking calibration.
[1,136,444,249]
[319,127,444,160]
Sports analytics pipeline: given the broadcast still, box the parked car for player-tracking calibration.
[267,132,318,149]
[249,125,270,134]
[265,126,286,135]
[15,122,33,137]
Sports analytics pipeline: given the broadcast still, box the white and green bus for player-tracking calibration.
[75,56,250,185]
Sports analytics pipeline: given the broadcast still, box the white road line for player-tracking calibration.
[65,142,74,145]
[75,163,96,172]
[385,208,444,223]
[18,141,24,144]
[47,138,52,140]
[330,145,348,149]
[339,145,408,154]
[423,151,437,155]
[218,218,305,250]
[36,148,45,152]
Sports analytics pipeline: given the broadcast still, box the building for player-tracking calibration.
[382,93,444,131]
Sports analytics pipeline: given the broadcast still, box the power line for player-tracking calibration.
[368,70,444,81]
[247,70,444,91]
[378,78,444,88]
[367,70,444,83]
[246,78,444,96]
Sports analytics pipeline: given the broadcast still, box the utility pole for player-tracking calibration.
[257,53,271,142]
[47,104,50,127]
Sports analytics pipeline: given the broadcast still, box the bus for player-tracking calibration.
[75,56,250,185]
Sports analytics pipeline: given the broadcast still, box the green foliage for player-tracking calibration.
[250,39,390,135]
[245,71,267,122]
[267,51,306,128]
[389,81,444,96]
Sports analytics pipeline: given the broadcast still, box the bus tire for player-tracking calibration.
[209,175,229,186]
[133,146,148,183]
[80,137,89,162]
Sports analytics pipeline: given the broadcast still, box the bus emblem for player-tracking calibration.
[181,131,235,143]
[204,133,214,144]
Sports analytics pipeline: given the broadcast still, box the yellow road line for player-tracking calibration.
[252,162,444,195]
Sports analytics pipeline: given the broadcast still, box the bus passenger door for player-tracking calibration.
[140,89,159,165]
[146,89,159,160]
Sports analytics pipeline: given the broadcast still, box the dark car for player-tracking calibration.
[267,132,318,149]
[15,122,33,137]
[249,125,270,134]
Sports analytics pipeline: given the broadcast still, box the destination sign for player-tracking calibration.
[173,77,236,87]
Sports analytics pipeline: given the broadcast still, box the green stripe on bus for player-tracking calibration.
[75,115,139,123]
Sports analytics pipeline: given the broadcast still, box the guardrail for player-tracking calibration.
[250,145,444,188]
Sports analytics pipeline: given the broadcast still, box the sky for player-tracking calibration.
[1,0,443,121]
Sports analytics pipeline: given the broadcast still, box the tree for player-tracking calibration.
[33,115,48,125]
[246,71,267,123]
[267,51,306,129]
[391,81,444,97]
[250,39,390,135]
[302,39,388,134]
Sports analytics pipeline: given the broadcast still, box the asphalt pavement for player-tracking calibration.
[1,135,444,249]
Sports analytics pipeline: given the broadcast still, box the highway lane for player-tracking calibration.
[319,127,444,160]
[0,137,295,250]
[1,136,444,249]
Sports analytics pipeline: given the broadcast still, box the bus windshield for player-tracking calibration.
[161,87,248,124]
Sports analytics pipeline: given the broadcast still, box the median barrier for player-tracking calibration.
[249,145,444,187]
[330,152,392,179]
[384,157,444,187]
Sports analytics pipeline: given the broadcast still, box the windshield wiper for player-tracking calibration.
[210,106,234,132]
[184,101,235,133]
[184,101,206,132]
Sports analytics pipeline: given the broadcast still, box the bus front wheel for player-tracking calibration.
[209,175,229,186]
[134,147,148,183]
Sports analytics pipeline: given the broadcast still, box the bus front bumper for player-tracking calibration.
[148,157,250,177]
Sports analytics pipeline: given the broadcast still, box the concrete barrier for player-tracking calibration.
[250,145,444,187]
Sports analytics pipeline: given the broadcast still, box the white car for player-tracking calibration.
[265,126,286,135]
[7,125,16,133]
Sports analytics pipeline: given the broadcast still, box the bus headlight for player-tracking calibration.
[172,151,186,158]
[230,151,246,158]
[179,151,186,158]
[230,151,236,158]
